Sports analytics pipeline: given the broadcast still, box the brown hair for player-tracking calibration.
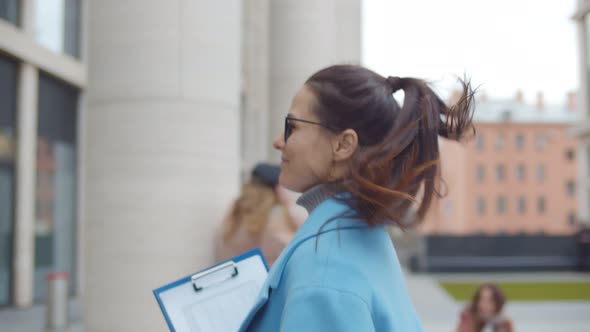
[305,64,475,228]
[223,179,297,240]
[468,283,508,331]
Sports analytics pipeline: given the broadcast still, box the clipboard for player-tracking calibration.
[153,248,269,332]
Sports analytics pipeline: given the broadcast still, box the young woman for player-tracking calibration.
[456,283,514,332]
[238,64,475,331]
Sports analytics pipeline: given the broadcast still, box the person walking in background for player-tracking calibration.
[238,64,475,331]
[214,163,306,267]
[456,283,514,332]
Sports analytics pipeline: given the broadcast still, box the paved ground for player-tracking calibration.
[1,272,589,331]
[407,271,590,332]
[0,298,83,332]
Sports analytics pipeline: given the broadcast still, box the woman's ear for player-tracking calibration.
[332,129,358,162]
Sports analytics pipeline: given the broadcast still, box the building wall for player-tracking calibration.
[422,121,578,235]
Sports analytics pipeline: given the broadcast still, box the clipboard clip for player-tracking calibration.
[191,261,239,292]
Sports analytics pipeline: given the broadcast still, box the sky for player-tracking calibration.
[362,0,579,105]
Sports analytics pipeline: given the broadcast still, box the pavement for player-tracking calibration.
[408,271,590,332]
[1,272,589,332]
[0,298,83,332]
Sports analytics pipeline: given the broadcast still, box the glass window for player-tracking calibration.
[0,54,17,306]
[34,72,78,301]
[477,197,485,216]
[567,181,575,196]
[516,164,525,182]
[496,164,505,181]
[515,134,524,151]
[0,0,19,26]
[34,0,81,58]
[476,164,485,183]
[568,213,576,226]
[475,135,484,151]
[536,134,547,151]
[517,196,526,214]
[536,164,545,183]
[537,196,546,214]
[497,196,506,214]
[495,134,504,151]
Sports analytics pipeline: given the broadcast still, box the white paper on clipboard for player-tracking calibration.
[153,249,268,332]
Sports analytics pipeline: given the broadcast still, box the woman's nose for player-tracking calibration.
[273,133,284,150]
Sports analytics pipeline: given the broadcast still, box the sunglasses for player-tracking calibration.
[284,116,335,143]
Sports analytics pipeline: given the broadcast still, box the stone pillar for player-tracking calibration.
[12,0,38,309]
[84,1,241,331]
[268,0,361,160]
[13,63,38,308]
[241,0,271,177]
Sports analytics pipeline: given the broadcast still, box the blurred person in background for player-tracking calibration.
[456,283,514,332]
[214,163,305,267]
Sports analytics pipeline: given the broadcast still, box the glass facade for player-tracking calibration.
[34,0,81,58]
[0,0,19,26]
[0,54,17,306]
[34,72,78,301]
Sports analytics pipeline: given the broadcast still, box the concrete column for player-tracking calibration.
[13,63,38,308]
[268,0,361,160]
[12,0,38,308]
[241,0,271,177]
[84,1,241,331]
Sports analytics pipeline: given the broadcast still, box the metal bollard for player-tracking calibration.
[46,272,69,331]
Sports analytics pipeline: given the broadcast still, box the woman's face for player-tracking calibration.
[272,85,335,193]
[476,287,498,321]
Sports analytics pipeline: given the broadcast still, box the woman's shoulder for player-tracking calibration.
[285,228,388,290]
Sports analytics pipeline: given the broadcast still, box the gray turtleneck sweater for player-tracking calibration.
[295,184,334,215]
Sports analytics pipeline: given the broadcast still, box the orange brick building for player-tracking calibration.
[421,94,578,235]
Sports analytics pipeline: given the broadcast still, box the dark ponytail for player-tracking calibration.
[306,65,475,228]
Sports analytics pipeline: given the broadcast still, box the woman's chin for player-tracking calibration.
[279,177,303,193]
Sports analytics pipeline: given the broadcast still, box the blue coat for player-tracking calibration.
[238,198,424,332]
